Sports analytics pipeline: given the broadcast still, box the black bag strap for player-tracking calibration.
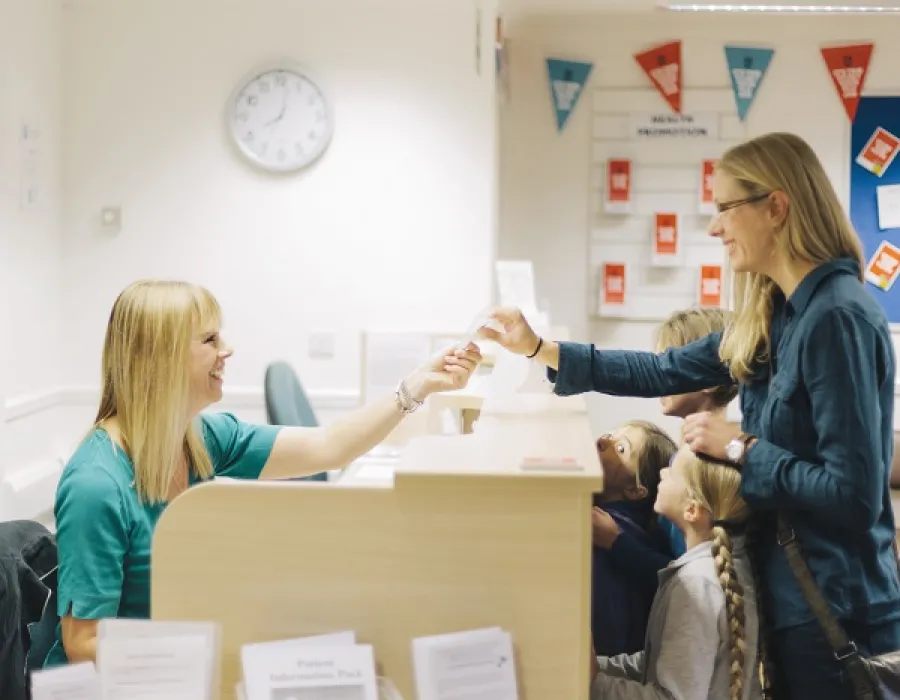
[776,511,879,699]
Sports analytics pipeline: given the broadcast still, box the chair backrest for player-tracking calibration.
[263,361,327,482]
[264,361,319,428]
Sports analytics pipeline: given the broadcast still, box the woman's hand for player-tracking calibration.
[592,507,621,549]
[404,343,483,402]
[477,306,542,357]
[682,411,742,461]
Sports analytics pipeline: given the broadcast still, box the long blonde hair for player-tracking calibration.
[716,132,865,382]
[681,452,760,700]
[95,280,220,503]
[655,308,737,406]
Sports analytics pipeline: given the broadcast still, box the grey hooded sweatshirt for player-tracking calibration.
[591,538,762,700]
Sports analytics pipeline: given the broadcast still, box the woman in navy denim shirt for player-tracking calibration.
[482,132,900,700]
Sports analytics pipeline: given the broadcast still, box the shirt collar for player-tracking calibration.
[785,257,860,317]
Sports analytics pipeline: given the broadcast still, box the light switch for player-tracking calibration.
[308,333,335,359]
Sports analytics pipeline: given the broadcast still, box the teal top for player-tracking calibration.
[43,412,282,666]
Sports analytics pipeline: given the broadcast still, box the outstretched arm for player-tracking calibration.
[259,345,481,479]
[480,306,731,399]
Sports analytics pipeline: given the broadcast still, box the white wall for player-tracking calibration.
[0,0,64,522]
[1,0,500,522]
[499,12,900,438]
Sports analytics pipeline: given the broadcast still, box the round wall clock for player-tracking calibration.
[227,63,334,173]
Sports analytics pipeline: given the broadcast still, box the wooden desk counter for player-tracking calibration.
[152,461,599,700]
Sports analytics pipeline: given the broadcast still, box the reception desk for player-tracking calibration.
[151,355,602,700]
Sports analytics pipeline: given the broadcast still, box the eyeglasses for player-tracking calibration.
[598,432,641,490]
[715,192,771,214]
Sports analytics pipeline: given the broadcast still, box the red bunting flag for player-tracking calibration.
[635,41,682,114]
[820,43,874,123]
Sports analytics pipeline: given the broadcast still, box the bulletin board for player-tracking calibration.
[849,96,900,327]
[588,87,742,321]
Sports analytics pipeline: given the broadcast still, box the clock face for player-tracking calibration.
[229,66,333,173]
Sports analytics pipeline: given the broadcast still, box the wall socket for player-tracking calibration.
[308,332,336,359]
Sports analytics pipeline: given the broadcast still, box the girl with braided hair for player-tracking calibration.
[588,444,763,700]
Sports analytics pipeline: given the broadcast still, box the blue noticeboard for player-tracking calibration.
[849,96,900,326]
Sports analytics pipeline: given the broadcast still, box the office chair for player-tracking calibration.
[263,361,328,482]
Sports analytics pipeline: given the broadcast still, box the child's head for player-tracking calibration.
[596,420,677,505]
[655,445,751,700]
[655,308,738,418]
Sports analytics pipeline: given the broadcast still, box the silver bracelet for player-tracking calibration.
[395,378,423,415]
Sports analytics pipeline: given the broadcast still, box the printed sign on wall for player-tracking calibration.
[652,213,680,266]
[604,159,632,214]
[699,265,723,307]
[546,58,594,132]
[724,46,774,121]
[856,126,900,177]
[629,113,719,140]
[865,241,900,291]
[699,160,717,216]
[634,41,682,114]
[821,43,874,123]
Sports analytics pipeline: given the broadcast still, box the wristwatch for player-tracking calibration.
[725,433,755,464]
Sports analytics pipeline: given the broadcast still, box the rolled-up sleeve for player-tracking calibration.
[548,332,730,398]
[741,309,888,531]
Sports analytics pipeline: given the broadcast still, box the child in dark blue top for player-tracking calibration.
[591,308,739,608]
[590,420,677,656]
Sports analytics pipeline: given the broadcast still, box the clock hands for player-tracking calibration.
[263,89,289,128]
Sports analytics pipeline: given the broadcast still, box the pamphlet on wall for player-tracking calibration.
[241,632,378,700]
[598,262,627,317]
[31,661,101,700]
[699,160,717,216]
[604,158,633,214]
[651,213,683,267]
[412,627,519,700]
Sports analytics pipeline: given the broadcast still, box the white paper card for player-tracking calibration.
[31,662,101,700]
[242,644,378,700]
[877,184,900,230]
[97,619,219,700]
[495,260,537,312]
[98,634,210,700]
[413,627,519,700]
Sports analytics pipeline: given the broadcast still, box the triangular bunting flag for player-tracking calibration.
[546,58,593,132]
[821,43,874,122]
[724,46,774,121]
[634,41,682,113]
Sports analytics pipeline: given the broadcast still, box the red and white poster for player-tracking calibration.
[699,265,723,307]
[600,263,627,315]
[652,213,680,266]
[699,159,717,216]
[865,241,900,291]
[604,159,632,214]
[821,43,873,123]
[634,41,682,114]
[856,127,900,177]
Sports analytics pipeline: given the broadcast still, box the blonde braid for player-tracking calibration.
[712,525,747,700]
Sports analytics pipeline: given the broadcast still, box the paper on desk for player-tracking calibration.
[242,643,378,700]
[31,661,100,700]
[98,634,210,700]
[877,183,900,230]
[97,619,219,699]
[412,627,519,700]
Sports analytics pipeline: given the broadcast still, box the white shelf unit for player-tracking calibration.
[589,87,746,321]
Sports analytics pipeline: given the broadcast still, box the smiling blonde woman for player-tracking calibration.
[45,279,481,667]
